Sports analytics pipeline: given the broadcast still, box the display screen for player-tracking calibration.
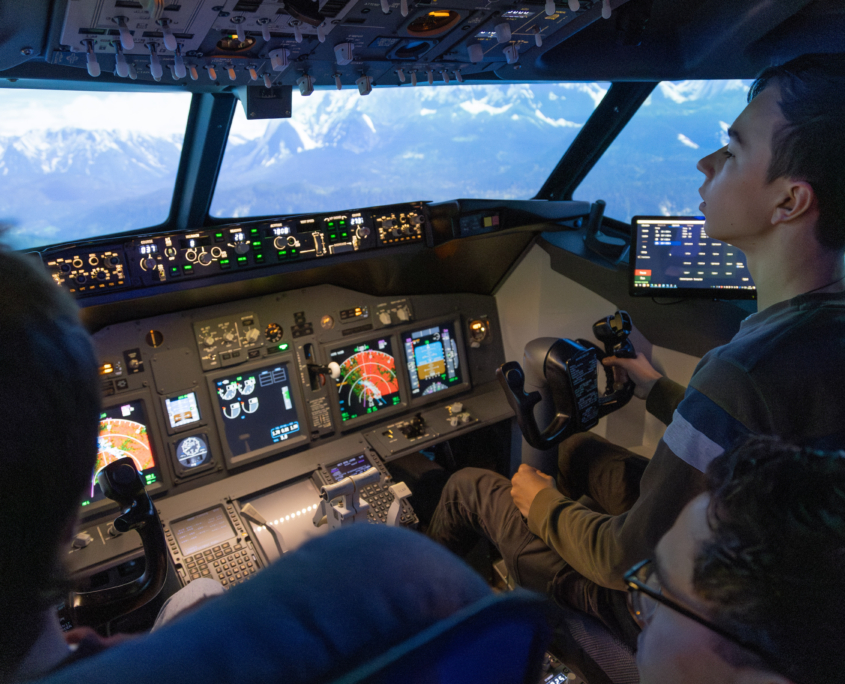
[176,434,211,469]
[165,392,201,429]
[84,400,161,507]
[403,322,463,397]
[212,361,301,457]
[329,337,401,422]
[630,217,756,299]
[327,454,372,482]
[172,506,234,557]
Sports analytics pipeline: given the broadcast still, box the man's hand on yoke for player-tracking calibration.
[510,464,557,518]
[602,352,662,400]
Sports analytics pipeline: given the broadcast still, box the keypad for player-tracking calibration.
[360,482,412,525]
[185,541,257,589]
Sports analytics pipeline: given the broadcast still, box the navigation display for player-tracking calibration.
[630,217,756,299]
[165,392,201,429]
[329,337,401,422]
[85,400,161,507]
[402,322,463,398]
[327,454,372,482]
[212,361,301,458]
[172,506,234,557]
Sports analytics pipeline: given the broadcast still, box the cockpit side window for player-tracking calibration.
[574,80,752,222]
[209,83,608,220]
[0,89,191,251]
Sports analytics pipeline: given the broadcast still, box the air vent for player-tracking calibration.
[344,17,366,24]
[114,0,143,8]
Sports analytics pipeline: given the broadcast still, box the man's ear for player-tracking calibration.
[771,179,816,226]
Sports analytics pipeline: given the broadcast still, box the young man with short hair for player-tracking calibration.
[429,52,845,645]
[629,435,845,684]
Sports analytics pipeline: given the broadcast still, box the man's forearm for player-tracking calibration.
[646,377,687,425]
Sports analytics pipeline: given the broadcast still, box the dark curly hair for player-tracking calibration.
[695,435,845,684]
[749,53,845,251]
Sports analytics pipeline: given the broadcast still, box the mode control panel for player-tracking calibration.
[46,247,128,294]
[376,209,425,245]
[194,312,263,371]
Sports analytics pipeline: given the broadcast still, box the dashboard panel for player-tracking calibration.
[68,282,511,580]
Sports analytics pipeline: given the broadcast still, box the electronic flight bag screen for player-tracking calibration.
[85,400,162,507]
[213,362,301,457]
[630,217,756,299]
[327,454,373,482]
[402,322,463,398]
[329,337,400,422]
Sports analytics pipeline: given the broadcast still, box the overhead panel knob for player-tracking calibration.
[261,24,272,41]
[356,75,373,96]
[248,66,258,81]
[234,242,250,255]
[545,0,556,16]
[147,44,163,81]
[114,45,130,78]
[264,72,273,88]
[468,44,484,63]
[400,0,409,16]
[397,68,406,83]
[503,44,519,65]
[174,49,187,78]
[269,49,290,71]
[114,17,135,50]
[568,0,580,10]
[198,252,213,266]
[495,23,512,44]
[293,23,303,43]
[602,0,612,19]
[227,65,237,81]
[297,73,315,96]
[159,20,178,51]
[334,73,343,90]
[85,41,100,78]
[334,43,354,66]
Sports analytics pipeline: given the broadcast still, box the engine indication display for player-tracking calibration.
[403,322,463,397]
[212,361,301,458]
[330,337,401,422]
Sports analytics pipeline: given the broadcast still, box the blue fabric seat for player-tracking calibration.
[36,525,550,684]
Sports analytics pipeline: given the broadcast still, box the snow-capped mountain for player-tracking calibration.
[0,80,750,251]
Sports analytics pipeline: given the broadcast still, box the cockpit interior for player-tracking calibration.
[2,0,843,681]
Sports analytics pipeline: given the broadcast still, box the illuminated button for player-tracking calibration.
[182,264,194,275]
[255,253,265,264]
[214,232,225,243]
[236,256,248,266]
[219,259,231,270]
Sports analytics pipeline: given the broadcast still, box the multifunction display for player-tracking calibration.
[403,322,462,397]
[172,506,234,557]
[631,217,756,299]
[329,337,400,422]
[85,400,161,507]
[165,392,201,429]
[327,454,372,482]
[212,362,301,457]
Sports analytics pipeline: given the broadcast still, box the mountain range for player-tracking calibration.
[0,80,749,251]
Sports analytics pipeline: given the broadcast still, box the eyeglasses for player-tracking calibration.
[624,559,773,660]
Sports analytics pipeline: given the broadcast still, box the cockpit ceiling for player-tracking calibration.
[1,0,843,89]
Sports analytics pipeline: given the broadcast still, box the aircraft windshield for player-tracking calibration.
[210,83,608,219]
[0,89,191,251]
[575,80,753,221]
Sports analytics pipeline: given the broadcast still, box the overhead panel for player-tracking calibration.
[54,0,627,89]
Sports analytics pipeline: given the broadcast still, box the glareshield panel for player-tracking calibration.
[575,80,753,222]
[210,83,607,218]
[0,89,191,251]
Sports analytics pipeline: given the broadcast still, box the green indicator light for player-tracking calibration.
[184,265,193,271]
[393,396,401,404]
[342,233,348,238]
[215,233,223,238]
[100,412,107,419]
[340,220,346,225]
[238,256,247,262]
[251,228,258,234]
[278,250,287,257]
[328,222,334,226]
[291,249,298,254]
[278,343,289,351]
[220,259,230,265]
[330,234,336,239]
[252,241,261,247]
[81,500,90,507]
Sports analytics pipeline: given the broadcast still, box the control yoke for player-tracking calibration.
[496,311,636,461]
[70,457,168,626]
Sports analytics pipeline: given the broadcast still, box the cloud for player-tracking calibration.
[0,90,191,137]
[460,100,512,116]
[535,110,581,128]
[420,108,437,116]
[677,133,700,149]
[362,113,376,134]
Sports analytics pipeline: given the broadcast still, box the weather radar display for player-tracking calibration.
[330,337,401,422]
[86,400,160,506]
